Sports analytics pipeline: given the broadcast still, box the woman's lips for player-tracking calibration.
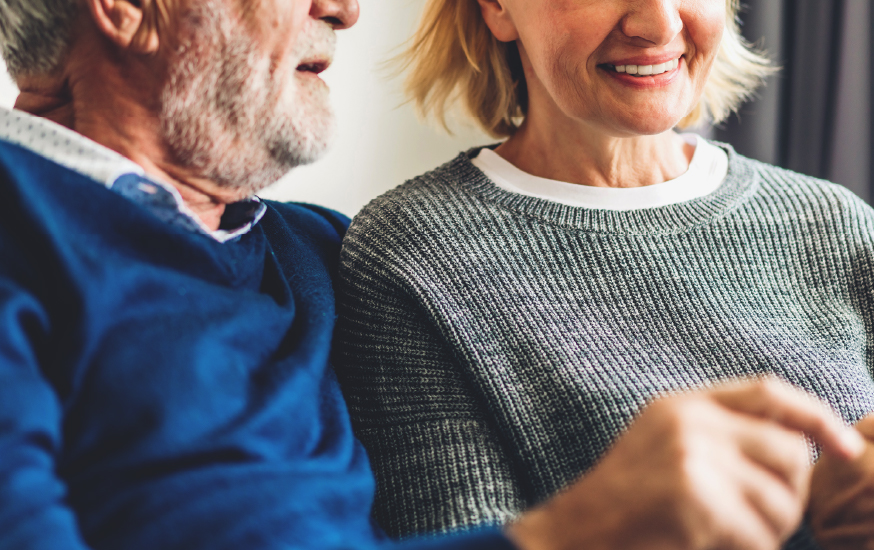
[599,56,684,87]
[613,57,680,76]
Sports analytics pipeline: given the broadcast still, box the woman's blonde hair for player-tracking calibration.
[399,0,774,137]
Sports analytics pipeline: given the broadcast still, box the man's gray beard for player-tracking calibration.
[159,1,335,196]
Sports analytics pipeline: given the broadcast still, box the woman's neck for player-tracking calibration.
[495,108,695,190]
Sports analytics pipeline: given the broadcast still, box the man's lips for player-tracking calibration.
[296,60,330,74]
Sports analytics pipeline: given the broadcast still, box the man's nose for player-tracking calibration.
[311,0,360,29]
[619,0,683,45]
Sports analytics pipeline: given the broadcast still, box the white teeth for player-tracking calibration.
[613,58,679,76]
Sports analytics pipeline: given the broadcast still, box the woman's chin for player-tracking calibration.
[600,115,686,138]
[581,86,696,137]
[559,98,690,138]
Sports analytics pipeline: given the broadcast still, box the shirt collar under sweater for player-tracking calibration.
[0,106,265,242]
[459,141,757,236]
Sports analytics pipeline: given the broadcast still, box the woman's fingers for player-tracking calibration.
[809,438,874,549]
[719,410,811,542]
[854,412,874,440]
[736,464,805,546]
[709,377,865,461]
[734,416,812,495]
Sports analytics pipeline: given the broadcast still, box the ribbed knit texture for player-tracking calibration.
[334,144,874,550]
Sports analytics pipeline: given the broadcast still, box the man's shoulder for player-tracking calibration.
[0,137,85,186]
[262,200,350,241]
[0,138,128,243]
[259,201,352,277]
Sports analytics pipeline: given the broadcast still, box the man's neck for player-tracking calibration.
[14,78,75,129]
[13,63,238,232]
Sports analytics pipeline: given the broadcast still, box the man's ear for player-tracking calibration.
[476,0,519,43]
[84,0,161,54]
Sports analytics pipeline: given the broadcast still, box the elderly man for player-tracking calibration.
[0,0,868,549]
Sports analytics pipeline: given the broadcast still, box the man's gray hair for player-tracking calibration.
[0,0,78,80]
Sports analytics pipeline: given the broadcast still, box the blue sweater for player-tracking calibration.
[0,140,514,550]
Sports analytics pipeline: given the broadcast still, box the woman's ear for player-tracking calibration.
[84,0,161,54]
[476,0,519,42]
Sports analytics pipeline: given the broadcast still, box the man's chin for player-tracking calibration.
[223,137,332,197]
[270,129,335,170]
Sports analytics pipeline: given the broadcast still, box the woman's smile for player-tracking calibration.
[600,56,684,89]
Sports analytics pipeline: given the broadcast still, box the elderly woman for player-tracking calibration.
[333,0,874,548]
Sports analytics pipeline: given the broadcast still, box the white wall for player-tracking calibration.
[0,1,491,217]
[0,60,15,109]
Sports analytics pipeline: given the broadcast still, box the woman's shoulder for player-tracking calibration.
[347,149,491,237]
[731,151,863,207]
[727,150,874,236]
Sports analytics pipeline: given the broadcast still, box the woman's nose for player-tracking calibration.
[619,0,683,45]
[310,0,360,30]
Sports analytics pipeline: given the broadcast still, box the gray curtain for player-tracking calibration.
[713,0,873,202]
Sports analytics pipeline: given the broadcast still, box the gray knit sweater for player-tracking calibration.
[333,144,874,550]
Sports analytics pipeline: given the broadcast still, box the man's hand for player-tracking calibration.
[809,413,874,550]
[506,378,864,550]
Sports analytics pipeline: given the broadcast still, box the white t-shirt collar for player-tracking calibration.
[471,133,729,211]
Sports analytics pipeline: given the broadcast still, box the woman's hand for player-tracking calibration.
[809,413,874,550]
[507,378,864,550]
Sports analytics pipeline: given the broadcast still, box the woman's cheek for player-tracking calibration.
[685,10,724,82]
[688,1,727,55]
